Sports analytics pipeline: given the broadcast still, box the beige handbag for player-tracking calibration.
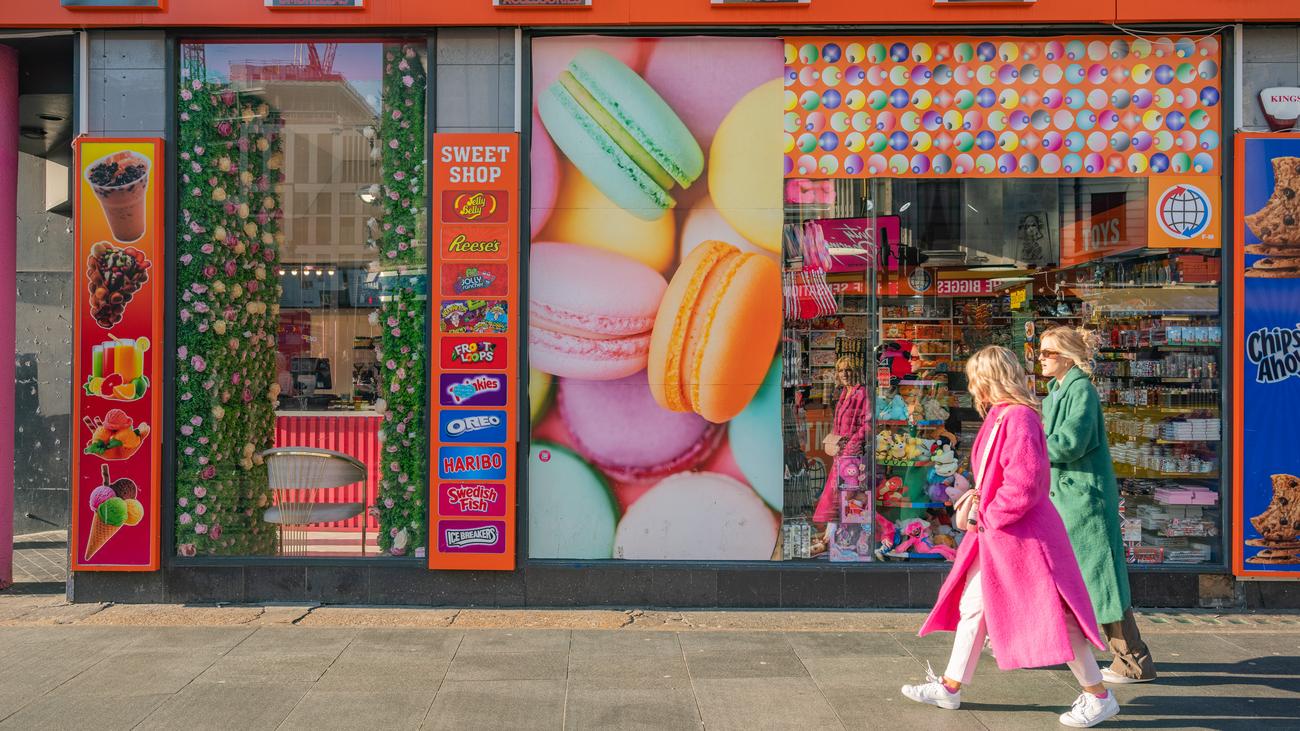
[955,411,1006,532]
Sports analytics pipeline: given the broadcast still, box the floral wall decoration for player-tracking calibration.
[174,59,285,556]
[368,42,429,557]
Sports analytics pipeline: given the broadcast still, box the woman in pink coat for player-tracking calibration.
[901,346,1120,729]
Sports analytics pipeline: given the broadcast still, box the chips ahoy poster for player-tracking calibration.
[1235,132,1300,578]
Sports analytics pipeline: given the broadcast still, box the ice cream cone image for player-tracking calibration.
[84,513,122,561]
[84,464,138,561]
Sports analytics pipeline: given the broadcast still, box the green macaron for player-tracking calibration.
[539,49,703,221]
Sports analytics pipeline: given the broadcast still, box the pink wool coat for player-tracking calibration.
[919,403,1106,670]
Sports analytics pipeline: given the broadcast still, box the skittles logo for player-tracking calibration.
[1155,183,1212,239]
[453,192,498,221]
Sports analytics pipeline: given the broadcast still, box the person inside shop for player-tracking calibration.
[1039,326,1158,684]
[812,356,870,552]
[902,346,1119,729]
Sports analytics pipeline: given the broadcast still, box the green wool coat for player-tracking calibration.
[1042,366,1131,625]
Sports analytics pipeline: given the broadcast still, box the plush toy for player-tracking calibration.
[888,432,909,460]
[930,441,959,475]
[875,429,893,461]
[880,340,915,379]
[888,518,957,561]
[872,515,899,561]
[921,392,950,422]
[876,476,905,505]
[903,436,929,461]
[876,389,910,421]
[837,457,864,488]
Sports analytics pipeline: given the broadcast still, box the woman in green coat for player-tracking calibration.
[1038,326,1156,683]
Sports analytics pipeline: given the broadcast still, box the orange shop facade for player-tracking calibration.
[0,0,1296,606]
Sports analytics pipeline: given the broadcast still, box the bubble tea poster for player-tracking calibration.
[72,138,164,571]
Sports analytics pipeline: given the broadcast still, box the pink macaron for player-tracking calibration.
[558,369,723,482]
[529,242,667,380]
[530,111,560,235]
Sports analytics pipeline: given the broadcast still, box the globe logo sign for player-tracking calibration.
[1155,183,1212,240]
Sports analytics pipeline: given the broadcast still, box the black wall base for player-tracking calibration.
[67,563,1300,610]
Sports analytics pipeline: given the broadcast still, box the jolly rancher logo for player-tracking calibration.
[1247,325,1300,383]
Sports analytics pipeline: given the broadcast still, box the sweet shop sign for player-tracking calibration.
[71,138,163,571]
[429,133,519,571]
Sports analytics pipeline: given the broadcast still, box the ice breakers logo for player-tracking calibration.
[1247,325,1300,384]
[444,525,499,548]
[446,375,502,404]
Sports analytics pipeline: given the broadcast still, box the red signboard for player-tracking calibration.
[430,134,519,571]
[71,138,164,571]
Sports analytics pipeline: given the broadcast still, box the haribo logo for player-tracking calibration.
[438,446,506,479]
[1156,183,1212,240]
[443,374,504,405]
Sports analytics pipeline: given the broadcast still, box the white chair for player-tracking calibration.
[262,447,367,557]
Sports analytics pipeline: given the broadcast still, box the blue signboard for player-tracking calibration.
[1235,132,1300,578]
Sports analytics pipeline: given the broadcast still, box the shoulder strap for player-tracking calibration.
[974,411,1007,489]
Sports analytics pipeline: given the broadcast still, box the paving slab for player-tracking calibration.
[279,690,436,731]
[567,651,694,690]
[693,676,844,730]
[0,692,171,731]
[135,681,314,731]
[562,686,702,731]
[443,650,570,682]
[422,679,565,731]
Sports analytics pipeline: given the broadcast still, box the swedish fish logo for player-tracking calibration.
[454,193,498,221]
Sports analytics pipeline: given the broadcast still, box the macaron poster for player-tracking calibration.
[528,36,785,561]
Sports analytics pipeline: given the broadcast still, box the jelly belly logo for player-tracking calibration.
[440,373,507,407]
[439,482,506,516]
[439,520,506,553]
[439,409,507,443]
[441,263,508,297]
[441,226,508,260]
[438,446,507,480]
[442,191,509,223]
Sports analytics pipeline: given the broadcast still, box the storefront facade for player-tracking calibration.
[2,1,1298,607]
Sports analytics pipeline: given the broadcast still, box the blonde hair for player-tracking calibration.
[965,345,1039,417]
[1040,326,1101,375]
[835,356,860,386]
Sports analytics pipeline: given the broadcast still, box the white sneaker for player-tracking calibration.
[901,663,961,710]
[1059,691,1120,728]
[1101,667,1155,684]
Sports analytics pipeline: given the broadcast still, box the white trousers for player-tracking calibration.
[944,557,1103,687]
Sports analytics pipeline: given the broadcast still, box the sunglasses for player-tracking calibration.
[1039,349,1060,360]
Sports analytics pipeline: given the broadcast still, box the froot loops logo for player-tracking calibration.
[453,193,498,221]
[1155,183,1211,239]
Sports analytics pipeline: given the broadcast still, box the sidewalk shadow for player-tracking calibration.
[1154,658,1300,695]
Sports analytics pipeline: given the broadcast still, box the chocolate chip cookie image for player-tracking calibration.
[1245,156,1300,245]
[1247,473,1300,565]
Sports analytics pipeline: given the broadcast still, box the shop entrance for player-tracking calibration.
[2,32,75,591]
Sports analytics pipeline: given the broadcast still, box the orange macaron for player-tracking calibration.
[648,240,781,424]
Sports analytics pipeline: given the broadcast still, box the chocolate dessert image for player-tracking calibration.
[1247,473,1300,565]
[86,241,151,329]
[86,151,151,243]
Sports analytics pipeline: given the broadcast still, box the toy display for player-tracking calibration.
[885,518,958,561]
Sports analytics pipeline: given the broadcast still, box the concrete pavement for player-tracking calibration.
[0,595,1297,729]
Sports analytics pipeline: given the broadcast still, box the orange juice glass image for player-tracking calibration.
[114,339,140,382]
[85,151,151,243]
